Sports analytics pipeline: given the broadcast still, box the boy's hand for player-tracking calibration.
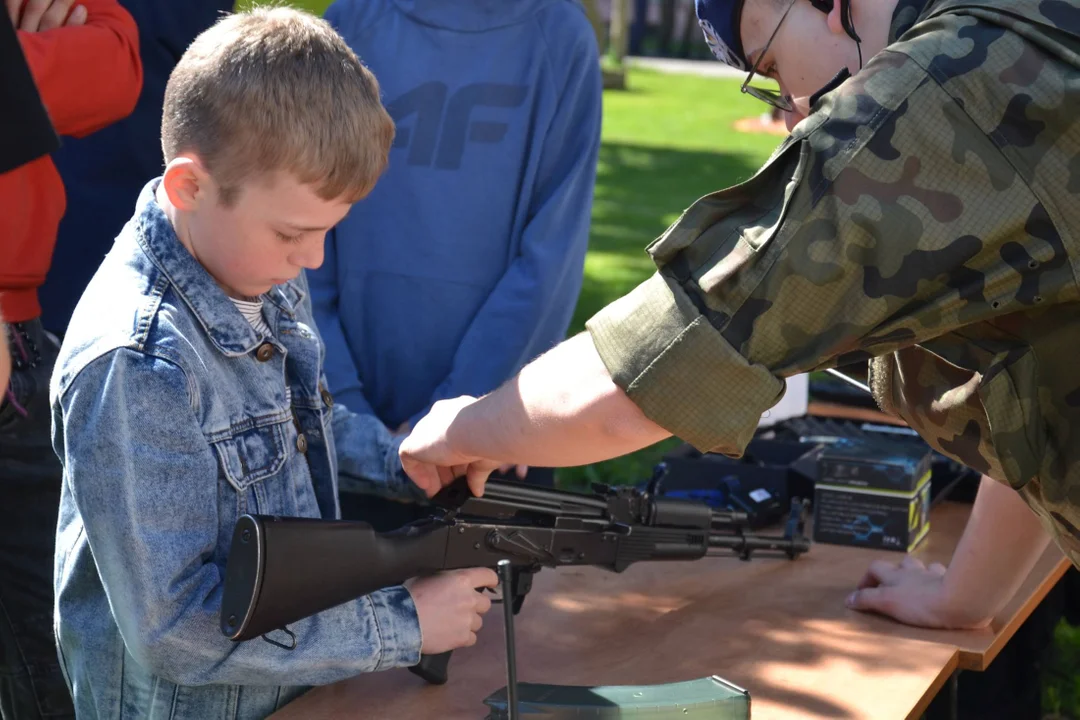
[845,556,990,629]
[400,396,502,498]
[405,568,499,654]
[7,0,86,31]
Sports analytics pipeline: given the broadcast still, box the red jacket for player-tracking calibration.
[0,0,141,323]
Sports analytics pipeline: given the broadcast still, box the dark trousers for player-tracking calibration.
[0,319,74,720]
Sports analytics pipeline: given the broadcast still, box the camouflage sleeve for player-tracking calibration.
[586,30,1070,455]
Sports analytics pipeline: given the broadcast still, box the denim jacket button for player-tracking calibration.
[320,385,334,408]
[255,342,274,362]
[296,432,308,454]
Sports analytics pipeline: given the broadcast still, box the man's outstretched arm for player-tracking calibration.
[399,332,671,497]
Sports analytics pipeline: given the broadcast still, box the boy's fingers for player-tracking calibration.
[928,562,947,576]
[464,567,499,589]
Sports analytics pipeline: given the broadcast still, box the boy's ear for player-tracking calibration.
[161,156,210,212]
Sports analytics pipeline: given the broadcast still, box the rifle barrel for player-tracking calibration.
[709,510,751,530]
[707,533,811,557]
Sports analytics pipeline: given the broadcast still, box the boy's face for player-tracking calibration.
[169,167,352,299]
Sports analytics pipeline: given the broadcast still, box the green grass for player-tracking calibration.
[234,0,331,14]
[556,69,783,489]
[568,70,782,338]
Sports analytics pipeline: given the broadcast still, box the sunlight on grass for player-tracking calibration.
[235,0,331,14]
[568,70,784,341]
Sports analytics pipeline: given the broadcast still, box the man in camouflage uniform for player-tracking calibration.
[398,0,1080,630]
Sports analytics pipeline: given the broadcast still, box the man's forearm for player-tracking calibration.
[450,332,671,467]
[942,475,1052,625]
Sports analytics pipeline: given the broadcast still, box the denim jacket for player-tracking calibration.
[50,180,426,720]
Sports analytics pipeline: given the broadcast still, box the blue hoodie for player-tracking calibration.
[311,0,602,430]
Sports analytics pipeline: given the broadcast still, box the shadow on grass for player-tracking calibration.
[558,141,766,489]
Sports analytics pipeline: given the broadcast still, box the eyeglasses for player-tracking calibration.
[740,0,799,112]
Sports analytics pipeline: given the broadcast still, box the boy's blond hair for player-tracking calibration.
[161,6,394,206]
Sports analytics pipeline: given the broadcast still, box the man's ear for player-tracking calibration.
[825,0,847,36]
[161,155,210,212]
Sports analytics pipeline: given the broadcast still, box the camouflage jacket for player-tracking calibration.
[587,0,1080,562]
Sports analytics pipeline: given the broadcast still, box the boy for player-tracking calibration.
[51,9,496,719]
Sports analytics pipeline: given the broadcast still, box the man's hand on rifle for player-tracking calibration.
[405,568,499,654]
[399,395,503,498]
[399,333,671,499]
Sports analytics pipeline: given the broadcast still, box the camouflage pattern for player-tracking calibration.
[587,0,1080,563]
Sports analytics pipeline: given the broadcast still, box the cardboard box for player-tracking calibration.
[812,439,933,552]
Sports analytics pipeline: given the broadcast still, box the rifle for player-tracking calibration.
[219,476,811,685]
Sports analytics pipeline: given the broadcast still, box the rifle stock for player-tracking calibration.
[220,515,450,641]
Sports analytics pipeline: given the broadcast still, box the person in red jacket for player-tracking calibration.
[0,1,140,717]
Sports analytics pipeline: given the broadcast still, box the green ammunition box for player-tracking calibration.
[483,675,751,719]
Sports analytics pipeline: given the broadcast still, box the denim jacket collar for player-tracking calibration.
[133,179,305,357]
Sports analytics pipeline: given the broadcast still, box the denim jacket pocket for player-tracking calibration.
[211,415,292,493]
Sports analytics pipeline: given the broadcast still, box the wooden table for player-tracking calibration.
[270,501,1067,720]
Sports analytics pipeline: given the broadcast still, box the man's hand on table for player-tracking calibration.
[846,475,1053,630]
[846,556,991,630]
